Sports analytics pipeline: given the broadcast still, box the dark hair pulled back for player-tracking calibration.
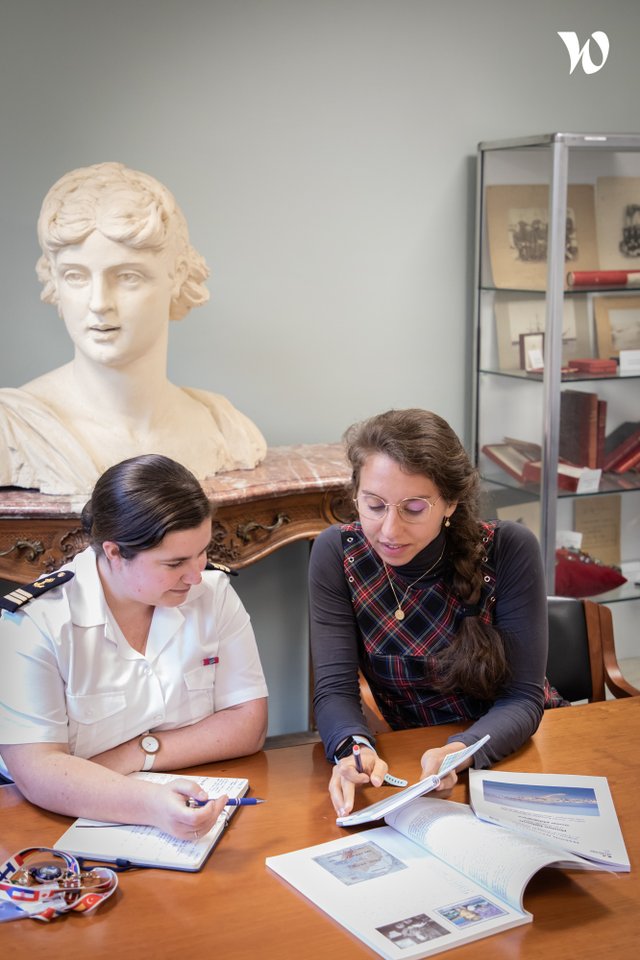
[81,454,212,559]
[344,409,509,700]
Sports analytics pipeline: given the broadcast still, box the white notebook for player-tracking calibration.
[54,772,249,871]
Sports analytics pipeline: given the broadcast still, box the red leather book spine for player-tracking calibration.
[567,358,617,374]
[611,444,640,474]
[604,422,640,471]
[567,269,640,287]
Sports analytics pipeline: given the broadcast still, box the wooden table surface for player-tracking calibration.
[1,698,638,958]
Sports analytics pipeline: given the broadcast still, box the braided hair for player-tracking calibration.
[344,408,508,700]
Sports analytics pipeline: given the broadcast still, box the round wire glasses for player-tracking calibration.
[353,493,442,523]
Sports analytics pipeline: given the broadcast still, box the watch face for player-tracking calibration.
[141,735,160,754]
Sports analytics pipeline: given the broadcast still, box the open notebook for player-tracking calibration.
[54,772,249,871]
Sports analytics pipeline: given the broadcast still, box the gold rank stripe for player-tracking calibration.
[1,569,75,613]
[6,588,33,604]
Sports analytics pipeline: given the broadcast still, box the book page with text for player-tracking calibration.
[54,774,248,870]
[385,798,591,912]
[468,770,630,871]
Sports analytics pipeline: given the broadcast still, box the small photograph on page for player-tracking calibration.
[438,896,508,927]
[482,780,600,817]
[313,841,406,885]
[377,913,449,947]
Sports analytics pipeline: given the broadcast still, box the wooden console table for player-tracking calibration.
[0,444,353,583]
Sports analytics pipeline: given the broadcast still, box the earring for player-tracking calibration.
[444,517,451,528]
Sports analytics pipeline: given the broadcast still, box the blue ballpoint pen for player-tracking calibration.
[185,796,265,808]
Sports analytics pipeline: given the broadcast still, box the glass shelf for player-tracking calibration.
[480,283,640,296]
[480,470,640,498]
[478,367,640,383]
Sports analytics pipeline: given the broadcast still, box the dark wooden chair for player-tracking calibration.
[546,595,639,702]
[359,595,639,729]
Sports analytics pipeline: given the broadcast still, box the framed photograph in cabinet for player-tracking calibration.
[594,296,640,357]
[596,177,640,269]
[494,295,591,370]
[485,184,598,290]
[519,332,544,371]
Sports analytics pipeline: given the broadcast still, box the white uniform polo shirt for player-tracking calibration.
[0,547,268,759]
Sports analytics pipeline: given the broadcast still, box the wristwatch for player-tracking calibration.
[139,733,160,771]
[333,735,373,764]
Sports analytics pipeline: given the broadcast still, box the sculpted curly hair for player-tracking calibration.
[36,161,209,321]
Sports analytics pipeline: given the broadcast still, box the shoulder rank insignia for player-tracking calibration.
[0,570,75,614]
[205,561,238,577]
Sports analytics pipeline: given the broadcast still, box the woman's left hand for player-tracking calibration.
[418,741,469,798]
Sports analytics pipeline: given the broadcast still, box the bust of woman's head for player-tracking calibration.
[36,161,209,321]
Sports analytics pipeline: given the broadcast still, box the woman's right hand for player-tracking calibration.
[328,748,388,818]
[149,778,228,840]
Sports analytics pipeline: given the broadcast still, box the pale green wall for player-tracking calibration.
[2,0,639,733]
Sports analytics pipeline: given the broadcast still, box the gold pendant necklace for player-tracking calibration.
[384,544,446,621]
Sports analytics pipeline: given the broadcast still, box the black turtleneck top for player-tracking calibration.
[309,519,549,769]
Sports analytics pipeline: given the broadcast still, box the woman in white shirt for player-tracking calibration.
[0,454,268,840]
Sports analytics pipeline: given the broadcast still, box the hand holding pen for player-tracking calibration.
[186,796,266,808]
[352,744,406,787]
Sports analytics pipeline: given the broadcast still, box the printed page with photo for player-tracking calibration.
[267,796,591,960]
[468,770,629,871]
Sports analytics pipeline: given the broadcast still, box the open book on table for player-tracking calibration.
[267,773,628,960]
[54,772,249,872]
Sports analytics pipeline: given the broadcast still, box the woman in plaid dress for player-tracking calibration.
[310,408,564,817]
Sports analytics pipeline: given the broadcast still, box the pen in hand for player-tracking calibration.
[185,796,266,808]
[352,743,364,774]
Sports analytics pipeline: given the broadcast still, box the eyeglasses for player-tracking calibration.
[353,493,442,524]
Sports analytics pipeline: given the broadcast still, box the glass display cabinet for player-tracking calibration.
[473,133,640,612]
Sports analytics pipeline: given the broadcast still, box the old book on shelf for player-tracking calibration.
[611,445,640,474]
[566,357,618,374]
[559,389,600,468]
[483,440,599,492]
[521,459,585,492]
[596,399,607,469]
[267,774,628,960]
[603,421,640,471]
[567,269,640,288]
[481,441,540,482]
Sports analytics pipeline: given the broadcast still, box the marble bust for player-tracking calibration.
[0,162,266,495]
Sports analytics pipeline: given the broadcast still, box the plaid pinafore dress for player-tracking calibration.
[341,522,565,729]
